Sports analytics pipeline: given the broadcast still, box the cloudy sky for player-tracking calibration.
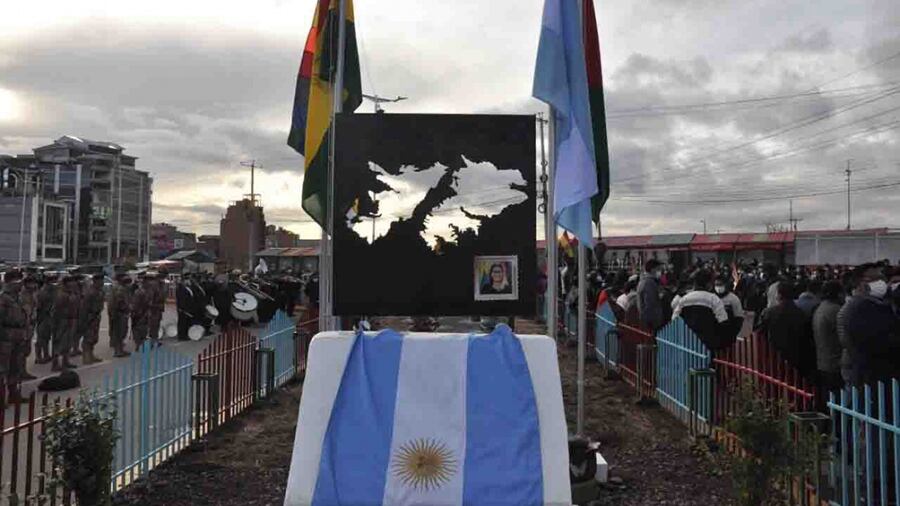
[0,0,898,239]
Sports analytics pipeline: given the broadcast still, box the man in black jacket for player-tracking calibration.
[841,264,900,386]
[757,281,817,381]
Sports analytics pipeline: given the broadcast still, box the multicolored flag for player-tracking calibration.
[583,0,610,221]
[288,0,363,228]
[533,0,610,245]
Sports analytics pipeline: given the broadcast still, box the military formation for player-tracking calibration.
[0,269,169,401]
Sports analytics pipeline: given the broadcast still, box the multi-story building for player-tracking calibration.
[196,235,221,259]
[150,222,197,259]
[0,167,70,264]
[220,198,266,271]
[265,225,301,248]
[0,136,153,265]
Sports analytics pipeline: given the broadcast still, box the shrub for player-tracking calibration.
[42,391,119,506]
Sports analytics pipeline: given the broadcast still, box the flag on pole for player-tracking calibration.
[533,0,608,246]
[288,0,363,228]
[583,0,611,220]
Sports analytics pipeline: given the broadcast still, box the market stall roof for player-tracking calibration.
[691,232,795,252]
[256,246,320,258]
[601,235,654,248]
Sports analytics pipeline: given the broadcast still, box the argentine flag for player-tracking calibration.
[284,325,570,506]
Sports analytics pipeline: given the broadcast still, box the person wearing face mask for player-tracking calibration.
[714,276,744,320]
[840,264,900,386]
[672,269,742,351]
[637,259,664,332]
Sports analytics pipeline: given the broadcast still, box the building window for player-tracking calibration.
[44,204,65,246]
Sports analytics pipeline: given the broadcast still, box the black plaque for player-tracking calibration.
[332,113,536,316]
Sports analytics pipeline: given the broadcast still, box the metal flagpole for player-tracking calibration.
[576,242,586,435]
[321,0,348,332]
[545,109,558,340]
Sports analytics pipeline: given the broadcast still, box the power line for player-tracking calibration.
[613,84,900,185]
[606,81,900,118]
[612,179,900,204]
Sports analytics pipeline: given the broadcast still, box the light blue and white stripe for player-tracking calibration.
[285,326,570,506]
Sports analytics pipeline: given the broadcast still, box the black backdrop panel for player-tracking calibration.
[332,113,536,316]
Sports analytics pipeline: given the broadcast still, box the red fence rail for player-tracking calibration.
[712,331,817,424]
[615,322,657,399]
[196,326,258,427]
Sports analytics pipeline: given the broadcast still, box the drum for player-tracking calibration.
[188,324,205,341]
[231,292,258,321]
[160,322,178,339]
[205,304,220,319]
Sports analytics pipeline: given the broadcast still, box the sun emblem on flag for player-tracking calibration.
[391,438,457,491]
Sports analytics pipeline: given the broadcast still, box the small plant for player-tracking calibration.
[43,391,119,506]
[725,379,811,506]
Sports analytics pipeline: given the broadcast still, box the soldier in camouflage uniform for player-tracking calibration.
[71,274,87,356]
[108,274,132,357]
[35,272,57,364]
[19,276,39,380]
[52,275,81,371]
[0,271,29,401]
[131,275,150,352]
[146,273,166,347]
[82,274,105,365]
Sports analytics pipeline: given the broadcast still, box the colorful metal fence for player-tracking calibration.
[655,317,713,429]
[258,311,298,390]
[195,326,258,426]
[594,302,618,370]
[97,341,194,492]
[828,381,900,506]
[0,310,307,505]
[713,332,817,424]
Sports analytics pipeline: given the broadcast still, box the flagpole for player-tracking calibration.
[545,109,558,340]
[321,0,348,332]
[576,243,586,436]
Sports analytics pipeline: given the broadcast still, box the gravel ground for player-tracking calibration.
[113,320,735,505]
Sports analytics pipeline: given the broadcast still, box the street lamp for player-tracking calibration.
[700,219,707,235]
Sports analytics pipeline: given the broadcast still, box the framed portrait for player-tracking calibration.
[474,255,519,301]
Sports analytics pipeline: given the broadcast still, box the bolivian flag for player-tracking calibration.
[288,0,363,228]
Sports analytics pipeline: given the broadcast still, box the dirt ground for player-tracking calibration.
[112,382,303,506]
[114,322,734,505]
[555,340,735,505]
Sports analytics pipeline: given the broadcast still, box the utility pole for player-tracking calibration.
[362,94,407,113]
[844,160,852,230]
[788,200,803,232]
[240,160,263,272]
[240,160,262,204]
[700,219,707,234]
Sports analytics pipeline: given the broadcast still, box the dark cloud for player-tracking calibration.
[777,28,834,54]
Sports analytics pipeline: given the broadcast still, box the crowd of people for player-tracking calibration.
[557,254,900,398]
[0,267,309,401]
